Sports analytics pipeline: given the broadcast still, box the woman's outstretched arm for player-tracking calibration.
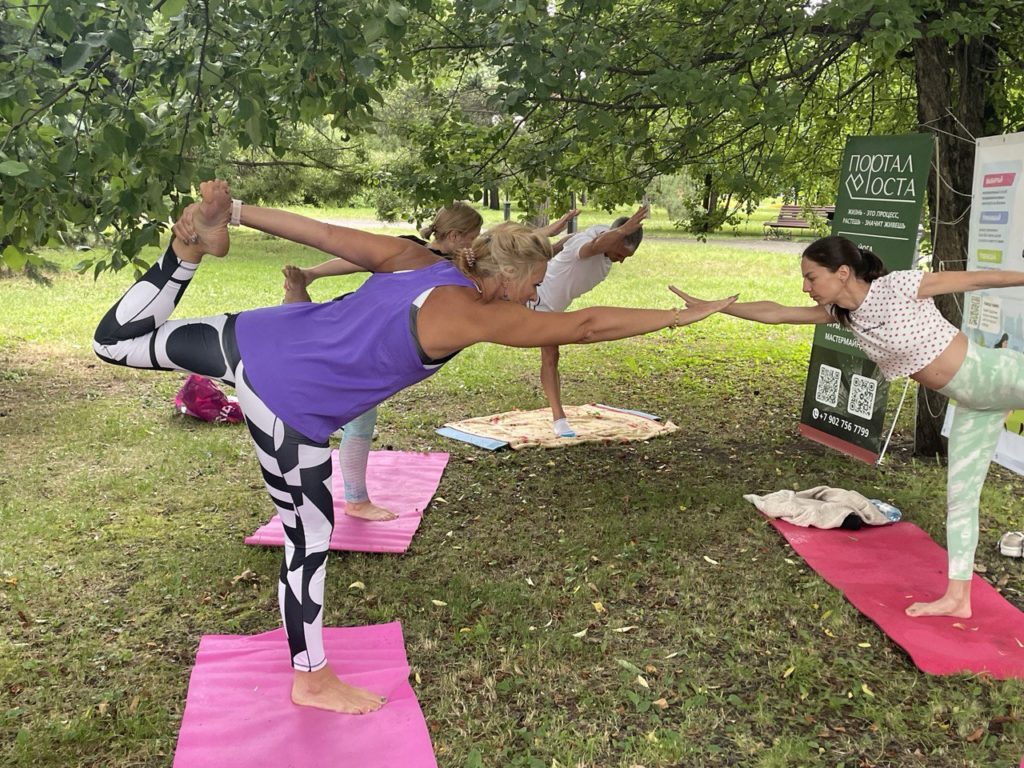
[303,256,366,280]
[669,286,831,325]
[416,289,737,358]
[237,205,429,273]
[918,269,1024,299]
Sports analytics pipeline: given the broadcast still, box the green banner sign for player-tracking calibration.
[799,134,934,463]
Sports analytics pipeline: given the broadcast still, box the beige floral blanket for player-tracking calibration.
[441,404,677,450]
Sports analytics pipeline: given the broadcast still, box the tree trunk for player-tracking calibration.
[487,184,500,210]
[911,29,997,456]
[701,172,716,232]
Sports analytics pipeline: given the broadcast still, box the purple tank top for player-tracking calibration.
[235,261,474,442]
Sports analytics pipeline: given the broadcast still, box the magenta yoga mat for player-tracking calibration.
[770,519,1024,678]
[173,622,436,767]
[245,450,448,554]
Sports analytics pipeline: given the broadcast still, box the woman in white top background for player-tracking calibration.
[672,235,1024,620]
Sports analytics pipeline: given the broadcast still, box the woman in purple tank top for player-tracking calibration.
[94,180,736,717]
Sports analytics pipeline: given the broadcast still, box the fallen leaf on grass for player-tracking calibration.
[572,628,588,638]
[431,599,448,607]
[231,569,255,585]
[857,642,871,648]
[861,683,874,697]
[592,601,606,614]
[702,555,720,565]
[616,659,642,675]
[636,675,649,689]
[653,698,669,710]
[434,497,448,504]
[782,666,795,679]
[965,726,985,743]
[613,625,638,633]
[348,581,365,591]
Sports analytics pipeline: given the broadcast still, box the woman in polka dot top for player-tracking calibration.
[672,235,1024,620]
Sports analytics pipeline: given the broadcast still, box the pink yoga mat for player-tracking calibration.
[173,622,436,768]
[770,519,1024,678]
[245,450,448,553]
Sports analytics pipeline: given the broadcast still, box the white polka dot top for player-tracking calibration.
[834,270,958,381]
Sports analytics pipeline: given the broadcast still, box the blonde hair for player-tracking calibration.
[451,222,552,285]
[420,201,483,241]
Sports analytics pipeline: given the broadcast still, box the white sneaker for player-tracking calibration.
[552,418,576,438]
[998,531,1024,557]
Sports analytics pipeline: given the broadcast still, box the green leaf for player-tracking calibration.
[61,42,92,74]
[363,16,385,43]
[106,29,134,59]
[0,160,30,177]
[103,124,126,155]
[159,0,187,18]
[386,2,409,26]
[237,96,256,120]
[3,244,28,270]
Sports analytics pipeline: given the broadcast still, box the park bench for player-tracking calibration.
[763,204,835,238]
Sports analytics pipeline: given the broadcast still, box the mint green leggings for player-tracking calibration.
[937,341,1024,579]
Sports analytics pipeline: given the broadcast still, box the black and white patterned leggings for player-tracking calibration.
[93,243,334,672]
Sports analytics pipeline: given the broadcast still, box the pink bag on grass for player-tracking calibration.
[174,374,244,424]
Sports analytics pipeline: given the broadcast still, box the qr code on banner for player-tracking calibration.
[848,373,877,419]
[815,364,841,407]
[965,294,981,329]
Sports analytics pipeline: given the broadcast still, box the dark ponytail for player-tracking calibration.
[802,235,888,328]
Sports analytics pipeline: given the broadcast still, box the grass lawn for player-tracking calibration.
[1,230,1022,767]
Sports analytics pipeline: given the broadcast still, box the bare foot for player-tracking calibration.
[345,500,399,521]
[193,180,231,257]
[282,265,312,304]
[905,579,972,618]
[291,666,386,714]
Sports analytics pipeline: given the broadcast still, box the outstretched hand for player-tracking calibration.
[620,204,650,233]
[669,285,715,310]
[677,292,738,324]
[668,285,738,324]
[547,208,580,236]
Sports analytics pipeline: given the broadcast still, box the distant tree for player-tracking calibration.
[0,0,423,274]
